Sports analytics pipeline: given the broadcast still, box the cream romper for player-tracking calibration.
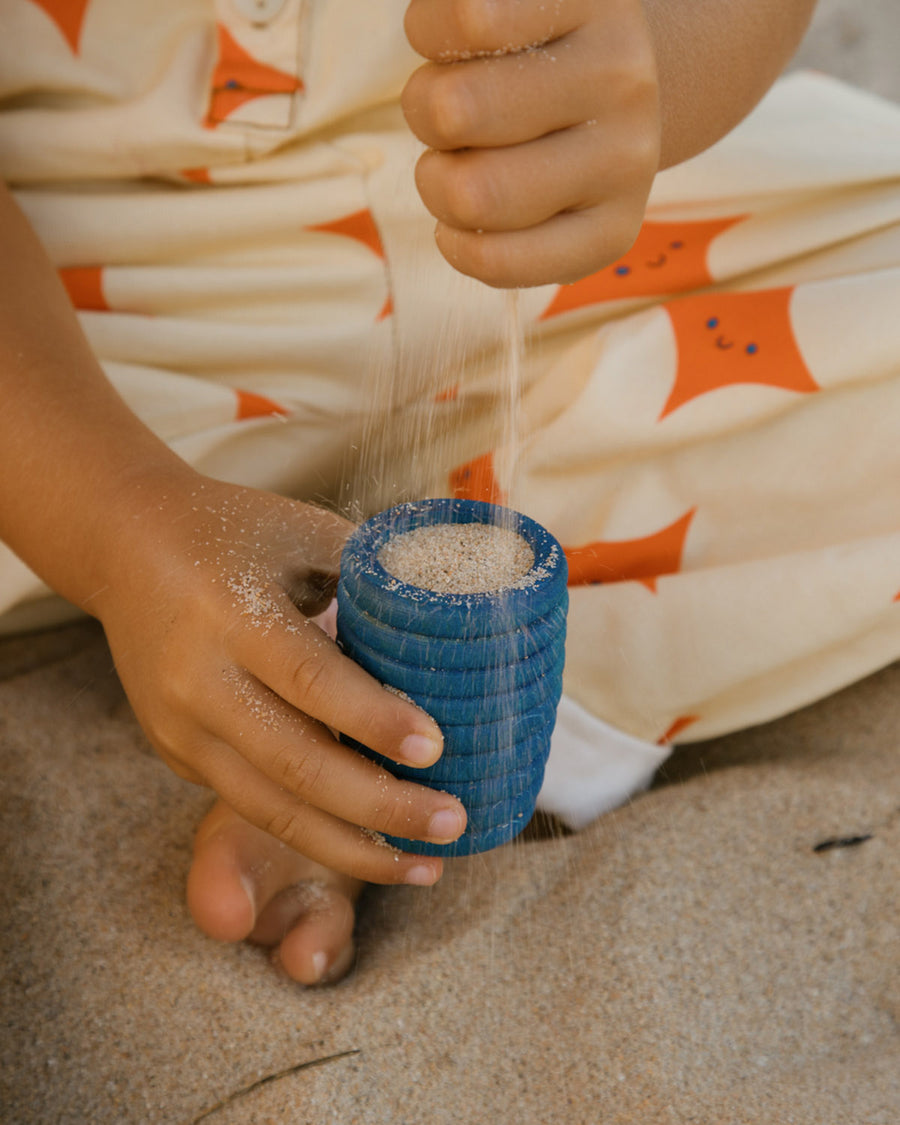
[2,0,900,825]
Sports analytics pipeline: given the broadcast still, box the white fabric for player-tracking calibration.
[539,695,671,830]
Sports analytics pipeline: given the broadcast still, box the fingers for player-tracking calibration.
[403,0,655,153]
[414,120,653,236]
[416,125,657,284]
[234,601,445,770]
[404,0,591,60]
[402,0,660,287]
[208,664,465,845]
[431,205,645,289]
[402,32,595,152]
[195,737,454,886]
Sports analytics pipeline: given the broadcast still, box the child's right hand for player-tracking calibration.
[91,470,466,886]
[401,0,818,289]
[402,0,662,287]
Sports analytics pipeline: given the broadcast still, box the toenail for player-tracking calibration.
[239,874,258,917]
[428,808,464,842]
[312,951,328,981]
[321,943,356,984]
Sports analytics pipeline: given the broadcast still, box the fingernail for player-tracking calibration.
[428,808,464,843]
[311,951,328,982]
[404,864,439,886]
[399,733,441,767]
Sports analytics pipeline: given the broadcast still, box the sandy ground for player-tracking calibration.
[2,623,899,1123]
[2,3,899,1123]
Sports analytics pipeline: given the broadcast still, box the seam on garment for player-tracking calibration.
[319,134,399,370]
[205,0,307,137]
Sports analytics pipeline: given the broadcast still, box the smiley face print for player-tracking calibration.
[659,287,819,418]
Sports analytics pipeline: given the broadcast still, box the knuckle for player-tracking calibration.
[453,0,504,49]
[153,738,205,785]
[429,72,476,147]
[153,663,194,714]
[405,69,477,149]
[602,207,645,264]
[610,115,660,185]
[138,704,195,769]
[441,159,495,229]
[261,804,311,852]
[371,793,417,840]
[568,227,631,286]
[441,228,512,287]
[270,742,327,796]
[286,646,332,712]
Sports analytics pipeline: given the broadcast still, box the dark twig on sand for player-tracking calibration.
[191,1048,362,1123]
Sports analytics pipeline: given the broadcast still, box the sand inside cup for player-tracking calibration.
[377,522,534,594]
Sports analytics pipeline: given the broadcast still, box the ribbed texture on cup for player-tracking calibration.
[337,498,568,856]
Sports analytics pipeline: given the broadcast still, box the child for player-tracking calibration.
[2,0,899,985]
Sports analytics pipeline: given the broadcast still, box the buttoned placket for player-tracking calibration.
[208,0,307,132]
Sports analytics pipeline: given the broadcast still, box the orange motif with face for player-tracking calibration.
[206,23,304,127]
[540,217,745,319]
[660,287,819,419]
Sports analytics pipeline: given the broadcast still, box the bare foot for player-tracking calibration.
[187,800,363,985]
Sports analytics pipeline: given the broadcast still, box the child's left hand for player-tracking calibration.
[402,0,661,288]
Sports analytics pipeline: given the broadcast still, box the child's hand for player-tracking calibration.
[94,473,466,886]
[402,0,661,287]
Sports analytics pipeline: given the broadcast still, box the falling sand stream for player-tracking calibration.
[338,276,577,1005]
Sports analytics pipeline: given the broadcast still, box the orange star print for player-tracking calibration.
[449,452,507,505]
[309,210,385,259]
[563,509,696,593]
[59,266,108,311]
[182,167,212,185]
[308,209,393,320]
[206,24,304,127]
[540,217,745,320]
[657,715,700,744]
[659,287,819,419]
[29,0,90,54]
[235,390,290,421]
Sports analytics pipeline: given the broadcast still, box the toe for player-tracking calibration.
[265,882,358,985]
[187,808,257,942]
[187,799,363,984]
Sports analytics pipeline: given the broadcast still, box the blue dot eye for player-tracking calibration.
[670,240,684,249]
[615,265,631,276]
[706,316,719,329]
[746,343,759,355]
[225,79,240,89]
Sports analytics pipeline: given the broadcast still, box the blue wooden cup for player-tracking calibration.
[336,497,568,856]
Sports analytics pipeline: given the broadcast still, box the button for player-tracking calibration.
[230,0,287,25]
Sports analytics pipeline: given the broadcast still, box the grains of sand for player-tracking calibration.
[377,523,533,594]
[361,827,401,858]
[222,665,283,731]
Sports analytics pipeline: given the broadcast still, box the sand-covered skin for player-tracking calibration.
[378,522,534,594]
